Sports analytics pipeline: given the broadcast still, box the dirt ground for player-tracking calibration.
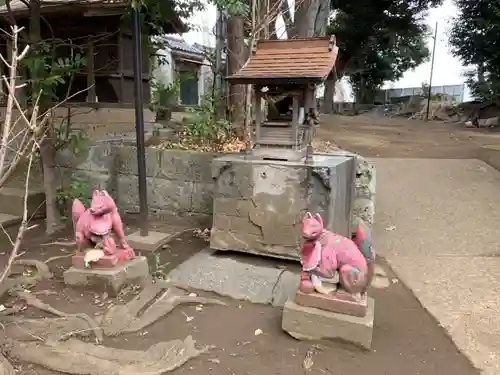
[0,220,479,375]
[318,115,500,158]
[0,115,492,374]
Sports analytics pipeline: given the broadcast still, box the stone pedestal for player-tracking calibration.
[71,248,136,268]
[295,290,368,317]
[210,153,355,260]
[126,231,172,252]
[282,297,375,350]
[63,256,149,296]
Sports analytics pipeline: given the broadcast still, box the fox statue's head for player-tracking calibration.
[301,212,324,241]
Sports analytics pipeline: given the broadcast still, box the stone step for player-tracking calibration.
[0,187,46,217]
[0,213,22,227]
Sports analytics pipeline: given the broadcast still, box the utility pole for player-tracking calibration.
[425,22,438,122]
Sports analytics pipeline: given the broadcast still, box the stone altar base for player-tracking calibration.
[295,290,368,317]
[126,231,172,252]
[210,153,355,260]
[282,297,375,350]
[63,256,150,297]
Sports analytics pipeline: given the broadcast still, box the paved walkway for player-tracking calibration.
[373,158,500,375]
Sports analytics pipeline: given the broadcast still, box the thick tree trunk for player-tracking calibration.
[30,0,61,234]
[227,16,246,138]
[290,0,320,38]
[322,72,336,114]
[314,0,330,36]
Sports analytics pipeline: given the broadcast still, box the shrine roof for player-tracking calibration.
[226,36,338,85]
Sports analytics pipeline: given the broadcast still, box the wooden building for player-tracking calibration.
[0,0,186,107]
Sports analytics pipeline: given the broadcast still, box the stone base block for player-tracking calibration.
[126,231,172,252]
[71,247,136,269]
[210,153,356,260]
[282,297,374,350]
[295,290,368,317]
[63,256,149,296]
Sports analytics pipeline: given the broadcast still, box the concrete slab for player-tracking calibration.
[126,231,172,252]
[282,297,375,350]
[478,145,500,171]
[63,256,149,296]
[373,158,500,375]
[167,248,299,306]
[0,213,21,227]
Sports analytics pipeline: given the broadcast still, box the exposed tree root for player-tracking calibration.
[9,336,209,375]
[0,316,98,343]
[0,353,14,375]
[44,254,73,264]
[0,258,54,301]
[100,282,227,336]
[41,240,76,247]
[0,305,23,316]
[15,291,103,342]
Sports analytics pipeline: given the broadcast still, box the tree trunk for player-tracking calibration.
[40,135,61,234]
[227,16,246,138]
[314,0,330,36]
[322,72,336,114]
[280,0,293,38]
[290,0,320,38]
[29,0,61,234]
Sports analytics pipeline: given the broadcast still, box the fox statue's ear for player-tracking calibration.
[305,212,313,219]
[92,190,99,199]
[315,213,323,226]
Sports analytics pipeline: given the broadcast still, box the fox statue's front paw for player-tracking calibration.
[299,272,315,293]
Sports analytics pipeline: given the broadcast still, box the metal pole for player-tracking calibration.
[132,8,149,236]
[425,22,438,121]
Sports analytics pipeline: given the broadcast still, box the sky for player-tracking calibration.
[182,0,471,99]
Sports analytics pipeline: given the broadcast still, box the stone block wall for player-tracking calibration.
[56,143,376,231]
[56,144,219,225]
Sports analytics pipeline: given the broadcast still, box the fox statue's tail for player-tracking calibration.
[353,220,376,294]
[71,199,86,231]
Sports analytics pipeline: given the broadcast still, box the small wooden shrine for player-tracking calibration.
[226,36,338,162]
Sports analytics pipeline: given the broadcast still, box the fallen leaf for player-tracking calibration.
[208,358,220,364]
[195,305,203,311]
[303,347,315,371]
[385,226,396,231]
[303,356,314,370]
[188,292,198,297]
[254,328,263,336]
[182,311,194,322]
